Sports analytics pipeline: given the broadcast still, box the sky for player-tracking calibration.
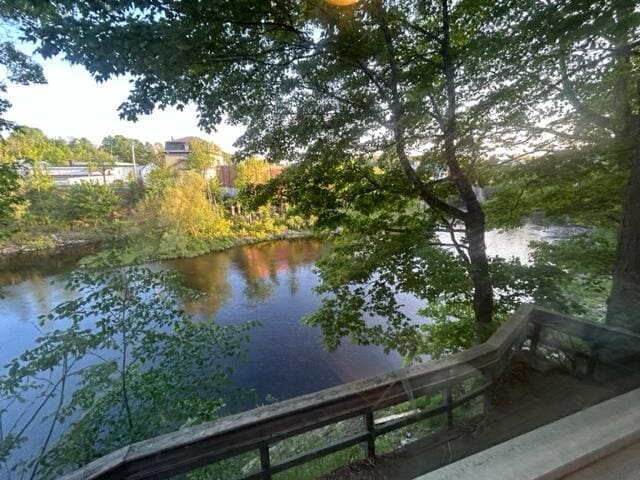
[5,56,245,152]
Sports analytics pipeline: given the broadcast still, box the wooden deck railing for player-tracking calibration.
[62,304,640,480]
[528,307,640,377]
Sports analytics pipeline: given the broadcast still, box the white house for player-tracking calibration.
[38,162,148,186]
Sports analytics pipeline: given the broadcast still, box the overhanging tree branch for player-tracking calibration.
[559,54,616,132]
[376,0,466,221]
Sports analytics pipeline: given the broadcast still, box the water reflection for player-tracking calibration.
[164,239,326,317]
[0,239,401,411]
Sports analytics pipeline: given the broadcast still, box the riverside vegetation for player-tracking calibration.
[0,131,306,262]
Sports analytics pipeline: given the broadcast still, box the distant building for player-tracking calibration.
[164,136,225,171]
[217,164,285,197]
[164,136,287,196]
[38,162,146,186]
[216,165,236,190]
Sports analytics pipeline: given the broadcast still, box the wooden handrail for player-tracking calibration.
[530,306,640,347]
[61,304,636,480]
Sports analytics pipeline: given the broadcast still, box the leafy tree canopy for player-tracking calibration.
[0,160,23,229]
[3,0,544,338]
[235,157,272,190]
[0,40,45,131]
[101,134,163,165]
[0,127,166,167]
[187,137,222,173]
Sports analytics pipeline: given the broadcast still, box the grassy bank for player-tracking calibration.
[79,228,316,267]
[0,225,316,266]
[0,224,122,257]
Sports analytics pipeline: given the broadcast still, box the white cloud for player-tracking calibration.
[5,57,244,151]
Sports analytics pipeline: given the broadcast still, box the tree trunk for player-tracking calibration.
[377,0,493,325]
[441,0,493,324]
[444,126,493,325]
[464,201,494,324]
[605,0,640,332]
[606,121,640,332]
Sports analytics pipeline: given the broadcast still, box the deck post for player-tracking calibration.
[445,388,454,430]
[483,368,495,419]
[364,411,376,460]
[260,444,271,480]
[587,341,600,378]
[530,323,542,355]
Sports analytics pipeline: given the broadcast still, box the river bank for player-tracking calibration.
[0,229,108,257]
[0,227,316,270]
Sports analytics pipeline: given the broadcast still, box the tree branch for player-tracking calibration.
[375,1,466,221]
[559,54,616,132]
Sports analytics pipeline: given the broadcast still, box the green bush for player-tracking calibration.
[24,187,67,225]
[0,161,23,230]
[64,182,120,224]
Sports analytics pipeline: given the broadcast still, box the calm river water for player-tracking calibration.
[0,226,576,472]
[0,226,576,401]
[0,239,406,409]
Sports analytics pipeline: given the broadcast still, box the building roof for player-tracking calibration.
[168,136,208,143]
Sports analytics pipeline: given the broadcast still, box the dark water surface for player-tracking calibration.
[0,239,404,409]
[162,239,407,401]
[0,227,570,473]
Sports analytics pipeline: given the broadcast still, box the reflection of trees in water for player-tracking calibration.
[0,252,91,287]
[1,275,77,325]
[0,269,43,286]
[0,265,254,479]
[288,264,299,296]
[2,240,327,323]
[0,253,91,325]
[165,252,234,318]
[231,239,326,301]
[160,239,325,315]
[243,278,276,302]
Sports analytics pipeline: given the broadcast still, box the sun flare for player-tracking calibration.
[325,0,359,6]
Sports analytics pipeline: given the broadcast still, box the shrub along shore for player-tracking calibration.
[2,165,313,265]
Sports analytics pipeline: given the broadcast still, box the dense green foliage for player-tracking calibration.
[187,137,222,173]
[101,135,163,165]
[0,259,256,478]
[0,131,289,258]
[0,161,22,230]
[0,127,163,166]
[235,157,272,190]
[4,0,637,348]
[0,1,639,475]
[63,183,120,224]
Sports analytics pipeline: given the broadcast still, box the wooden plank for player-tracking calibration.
[374,403,450,437]
[124,351,502,479]
[62,343,504,480]
[531,306,640,349]
[417,387,640,480]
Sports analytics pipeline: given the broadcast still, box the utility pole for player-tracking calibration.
[131,143,138,180]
